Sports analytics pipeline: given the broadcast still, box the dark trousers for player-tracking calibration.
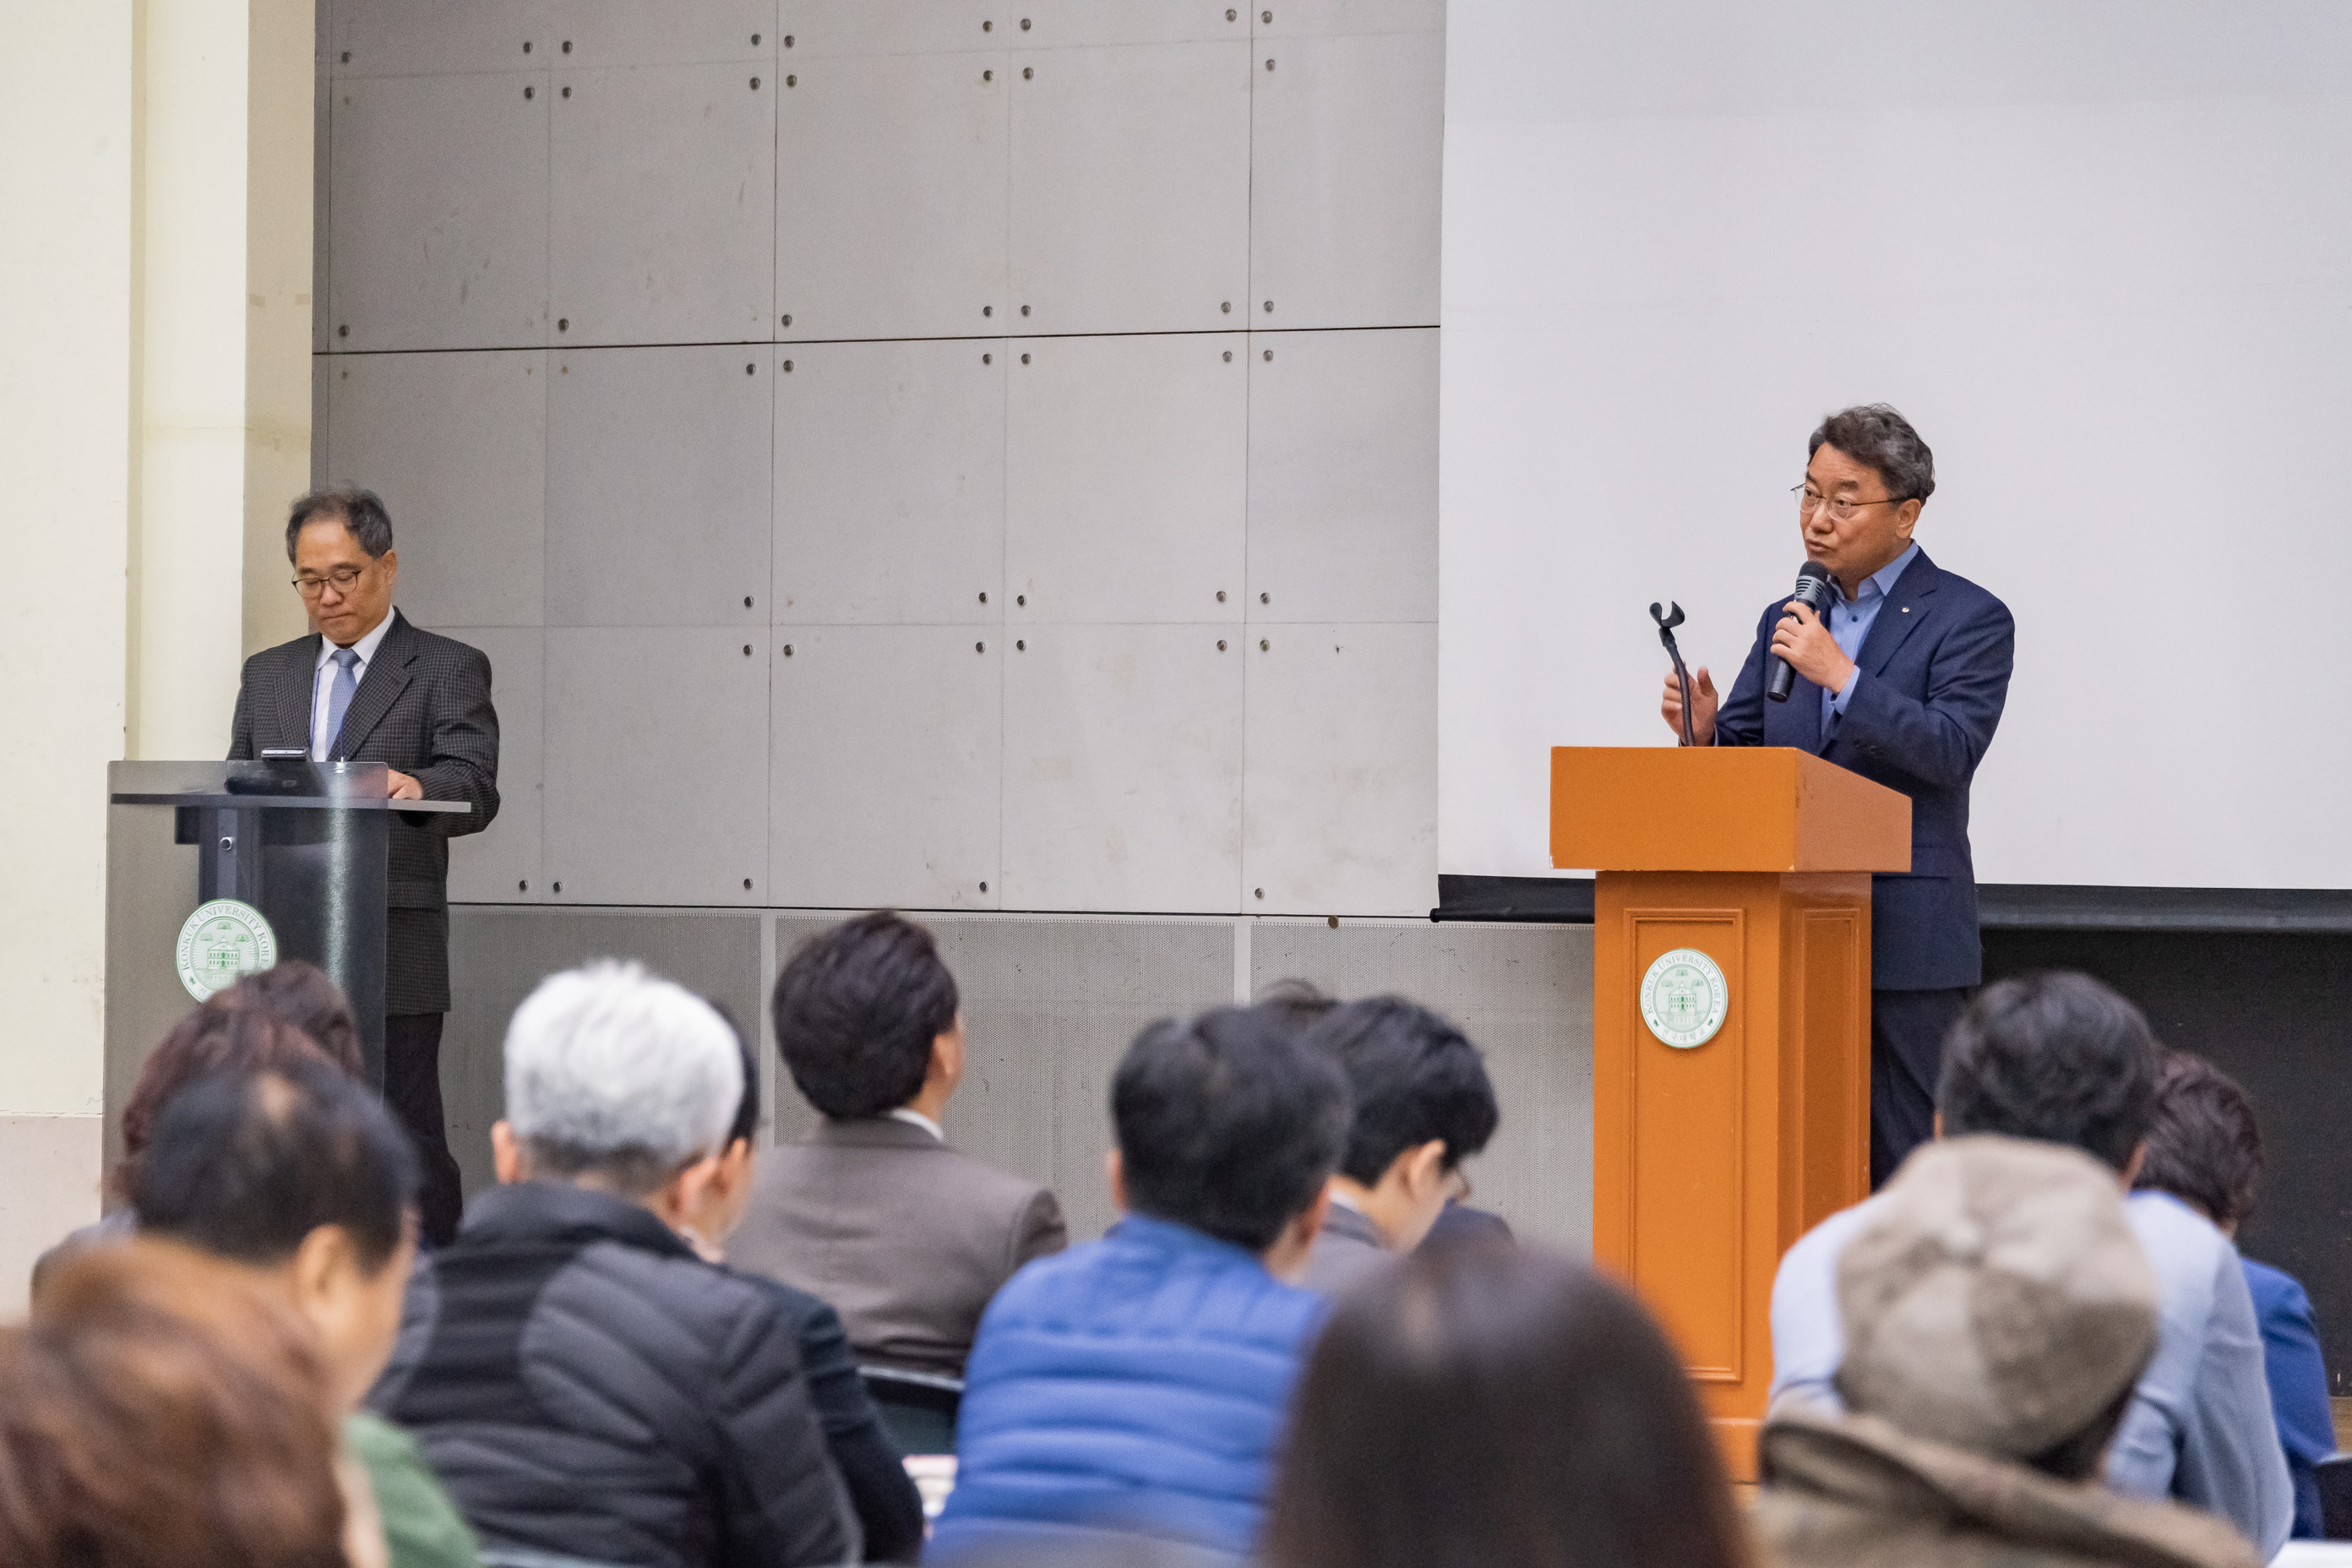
[384,1012,466,1245]
[1870,987,1973,1189]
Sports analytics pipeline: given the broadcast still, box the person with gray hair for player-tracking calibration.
[371,961,858,1568]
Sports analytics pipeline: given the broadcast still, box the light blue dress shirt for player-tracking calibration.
[1818,542,1920,731]
[1767,1184,2295,1557]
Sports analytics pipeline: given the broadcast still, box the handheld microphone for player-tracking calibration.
[1765,559,1838,703]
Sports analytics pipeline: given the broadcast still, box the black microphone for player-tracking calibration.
[1765,560,1838,703]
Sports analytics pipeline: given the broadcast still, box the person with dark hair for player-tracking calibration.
[1265,1243,1750,1568]
[2135,1052,2337,1538]
[1770,973,2293,1555]
[1661,404,2014,1186]
[3,1239,358,1568]
[226,957,367,1070]
[373,962,855,1568]
[1297,996,1500,1297]
[228,484,502,1247]
[673,1010,928,1561]
[929,1005,1352,1562]
[730,911,1065,1376]
[136,1060,479,1568]
[1756,1137,2258,1568]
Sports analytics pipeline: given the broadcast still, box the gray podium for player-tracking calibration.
[105,760,469,1162]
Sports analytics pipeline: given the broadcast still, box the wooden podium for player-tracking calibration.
[1550,746,1910,1478]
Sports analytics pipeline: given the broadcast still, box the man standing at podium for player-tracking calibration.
[1659,406,2012,1186]
[229,487,500,1244]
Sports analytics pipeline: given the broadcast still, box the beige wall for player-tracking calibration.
[0,0,314,1309]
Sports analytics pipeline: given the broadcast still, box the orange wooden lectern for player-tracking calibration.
[1550,746,1911,1478]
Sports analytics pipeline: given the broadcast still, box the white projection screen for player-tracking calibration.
[1440,2,2352,890]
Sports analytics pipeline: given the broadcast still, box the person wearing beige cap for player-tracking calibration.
[1753,1135,2261,1568]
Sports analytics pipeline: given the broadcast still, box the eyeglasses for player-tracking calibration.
[1794,485,1909,524]
[292,566,368,598]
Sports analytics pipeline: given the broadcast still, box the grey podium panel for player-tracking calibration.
[1242,622,1436,917]
[775,339,1004,624]
[549,62,776,346]
[547,346,771,628]
[325,351,547,629]
[1005,333,1246,624]
[779,0,997,57]
[548,0,778,67]
[334,0,549,78]
[329,72,549,352]
[1252,919,1594,1251]
[438,625,545,905]
[776,51,1009,342]
[1011,0,1251,49]
[543,628,771,906]
[1003,626,1244,913]
[1250,30,1444,329]
[770,626,1001,910]
[1246,328,1438,623]
[1008,41,1250,336]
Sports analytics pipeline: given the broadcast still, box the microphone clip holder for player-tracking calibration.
[1651,601,1696,748]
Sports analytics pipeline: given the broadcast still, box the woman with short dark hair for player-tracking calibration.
[1263,1243,1752,1568]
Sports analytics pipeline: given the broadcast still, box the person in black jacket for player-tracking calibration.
[371,961,857,1568]
[678,1010,926,1562]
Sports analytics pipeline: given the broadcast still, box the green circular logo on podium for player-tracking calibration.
[176,899,279,1001]
[1640,947,1729,1049]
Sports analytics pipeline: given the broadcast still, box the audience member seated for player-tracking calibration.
[1769,973,2293,1555]
[134,1059,479,1568]
[678,1010,928,1562]
[1263,1242,1750,1568]
[928,1004,1351,1563]
[729,912,1066,1377]
[372,961,856,1568]
[1755,1136,2258,1568]
[3,1238,358,1568]
[2136,1050,2338,1538]
[1297,996,1499,1297]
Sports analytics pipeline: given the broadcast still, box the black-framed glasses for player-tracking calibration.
[1794,484,1909,524]
[292,565,368,598]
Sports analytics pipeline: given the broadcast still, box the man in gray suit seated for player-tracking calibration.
[729,912,1067,1377]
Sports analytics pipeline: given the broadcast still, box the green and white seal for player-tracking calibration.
[1640,946,1729,1049]
[176,899,278,1001]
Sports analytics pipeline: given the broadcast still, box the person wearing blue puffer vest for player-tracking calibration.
[929,1004,1352,1565]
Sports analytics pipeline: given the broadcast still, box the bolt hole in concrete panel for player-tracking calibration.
[543,629,770,905]
[778,0,1002,57]
[1247,328,1436,622]
[1243,621,1435,916]
[1245,0,1443,36]
[776,340,1005,623]
[1009,40,1250,335]
[547,345,772,626]
[1250,29,1442,329]
[777,52,1009,340]
[1011,0,1244,47]
[1005,334,1246,622]
[1004,625,1244,912]
[436,627,546,903]
[547,0,775,65]
[326,351,547,629]
[550,62,776,346]
[332,0,553,78]
[770,627,1002,909]
[329,72,549,351]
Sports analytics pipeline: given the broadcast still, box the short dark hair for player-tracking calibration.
[1810,404,1935,505]
[771,912,959,1120]
[2133,1052,2263,1229]
[1305,997,1499,1184]
[114,1001,351,1204]
[284,486,394,562]
[1112,1005,1350,1252]
[1264,1244,1750,1568]
[135,1060,418,1274]
[219,962,362,1078]
[1937,972,2160,1172]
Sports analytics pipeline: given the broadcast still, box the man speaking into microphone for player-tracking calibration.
[1659,405,2013,1185]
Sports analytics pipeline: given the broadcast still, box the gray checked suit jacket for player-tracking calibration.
[227,609,500,1014]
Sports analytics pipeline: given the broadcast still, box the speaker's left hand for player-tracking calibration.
[385,768,424,801]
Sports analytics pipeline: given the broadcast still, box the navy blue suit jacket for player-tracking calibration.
[1715,548,2013,990]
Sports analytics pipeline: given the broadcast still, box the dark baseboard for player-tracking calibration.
[1432,875,1595,923]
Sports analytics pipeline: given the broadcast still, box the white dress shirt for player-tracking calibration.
[311,610,396,760]
[887,1107,945,1142]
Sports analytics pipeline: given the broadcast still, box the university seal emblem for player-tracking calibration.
[1639,947,1728,1049]
[175,899,279,1001]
